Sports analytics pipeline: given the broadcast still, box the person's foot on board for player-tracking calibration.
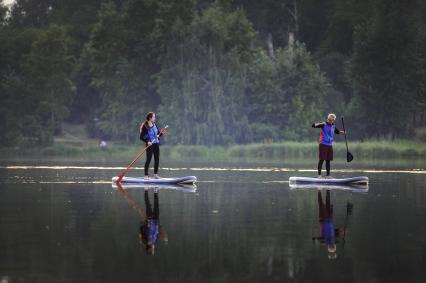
[318,175,325,179]
[144,175,150,180]
[154,174,161,179]
[325,175,333,179]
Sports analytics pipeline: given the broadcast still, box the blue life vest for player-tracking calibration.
[319,123,336,146]
[321,218,335,245]
[144,220,159,243]
[147,124,159,144]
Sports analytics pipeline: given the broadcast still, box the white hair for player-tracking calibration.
[327,113,336,120]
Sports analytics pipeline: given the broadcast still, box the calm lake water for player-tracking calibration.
[1,160,426,283]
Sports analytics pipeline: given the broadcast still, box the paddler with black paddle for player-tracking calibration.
[140,112,166,179]
[312,113,345,178]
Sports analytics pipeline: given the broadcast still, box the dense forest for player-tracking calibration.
[0,0,425,146]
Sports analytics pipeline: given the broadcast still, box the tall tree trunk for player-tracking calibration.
[267,33,275,59]
[287,0,299,39]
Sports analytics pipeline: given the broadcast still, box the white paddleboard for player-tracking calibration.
[289,176,368,185]
[289,183,368,192]
[112,182,197,192]
[112,175,197,185]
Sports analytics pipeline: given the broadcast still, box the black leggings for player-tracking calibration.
[318,160,331,176]
[318,190,333,219]
[145,143,160,176]
[144,190,159,220]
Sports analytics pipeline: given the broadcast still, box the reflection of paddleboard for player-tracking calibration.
[112,175,197,185]
[289,176,368,185]
[289,183,368,193]
[112,182,197,193]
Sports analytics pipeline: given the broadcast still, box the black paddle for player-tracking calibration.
[341,201,353,254]
[341,117,354,162]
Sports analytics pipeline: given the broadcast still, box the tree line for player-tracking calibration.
[0,0,425,146]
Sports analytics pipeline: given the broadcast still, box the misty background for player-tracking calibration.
[0,0,425,147]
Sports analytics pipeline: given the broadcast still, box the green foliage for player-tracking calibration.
[1,24,74,145]
[0,3,7,25]
[351,0,425,138]
[2,140,425,162]
[85,0,197,142]
[9,0,52,28]
[22,24,75,144]
[157,2,255,145]
[246,43,328,141]
[1,0,425,147]
[318,0,373,54]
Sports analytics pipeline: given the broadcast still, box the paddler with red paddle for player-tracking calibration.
[140,112,167,179]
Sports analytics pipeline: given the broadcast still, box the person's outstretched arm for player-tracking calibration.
[312,122,325,128]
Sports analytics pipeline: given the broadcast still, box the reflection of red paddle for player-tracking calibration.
[115,181,146,219]
[117,125,168,183]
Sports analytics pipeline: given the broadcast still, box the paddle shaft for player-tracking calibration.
[117,145,151,182]
[341,117,349,152]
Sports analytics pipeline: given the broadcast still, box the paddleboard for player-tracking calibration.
[112,175,197,185]
[112,182,197,192]
[289,176,368,185]
[289,183,368,193]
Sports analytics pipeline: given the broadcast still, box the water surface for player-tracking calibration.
[1,162,425,282]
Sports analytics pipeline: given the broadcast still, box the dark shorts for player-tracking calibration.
[319,144,333,161]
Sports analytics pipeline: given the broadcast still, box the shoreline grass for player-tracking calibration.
[1,140,425,162]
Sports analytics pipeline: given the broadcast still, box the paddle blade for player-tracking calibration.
[117,172,125,183]
[347,152,354,162]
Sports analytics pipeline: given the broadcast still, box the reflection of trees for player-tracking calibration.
[351,180,426,282]
[158,183,312,281]
[0,183,107,281]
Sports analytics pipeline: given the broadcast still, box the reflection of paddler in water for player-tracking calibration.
[139,188,167,255]
[115,182,167,255]
[312,190,353,259]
